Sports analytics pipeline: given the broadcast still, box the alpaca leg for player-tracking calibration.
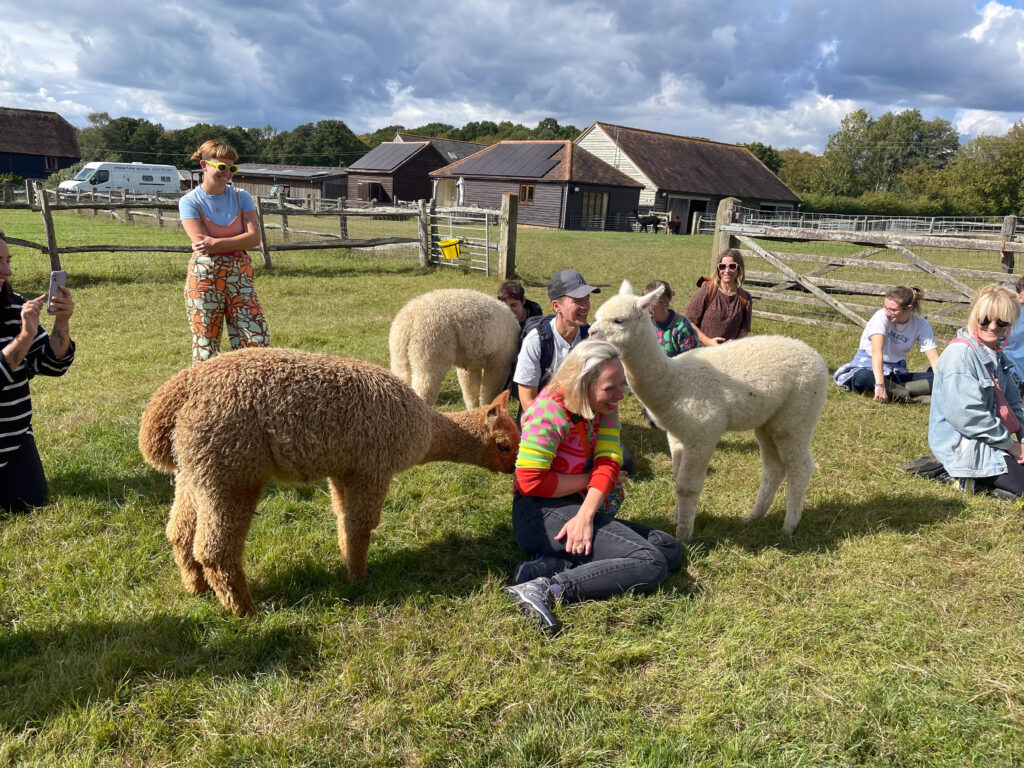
[669,435,716,542]
[479,358,511,407]
[455,366,483,409]
[775,433,816,536]
[328,477,348,558]
[745,426,786,524]
[336,474,391,583]
[411,351,453,407]
[191,482,263,616]
[166,477,210,594]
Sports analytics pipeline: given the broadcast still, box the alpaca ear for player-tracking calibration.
[485,389,510,425]
[638,287,663,311]
[619,280,634,296]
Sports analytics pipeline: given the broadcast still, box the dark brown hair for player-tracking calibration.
[886,285,924,314]
[497,280,526,303]
[643,279,673,302]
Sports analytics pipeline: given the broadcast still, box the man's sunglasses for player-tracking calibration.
[980,316,1010,329]
[204,159,238,173]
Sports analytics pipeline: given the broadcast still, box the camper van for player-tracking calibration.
[58,162,180,195]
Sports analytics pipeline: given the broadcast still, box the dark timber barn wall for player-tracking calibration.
[347,144,447,204]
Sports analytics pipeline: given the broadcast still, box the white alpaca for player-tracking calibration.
[591,281,829,540]
[389,288,521,408]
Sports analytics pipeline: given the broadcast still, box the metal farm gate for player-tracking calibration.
[428,208,496,273]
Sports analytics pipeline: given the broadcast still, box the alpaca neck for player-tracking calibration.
[622,324,673,403]
[421,408,484,466]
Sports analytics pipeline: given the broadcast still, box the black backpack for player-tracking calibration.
[507,314,589,401]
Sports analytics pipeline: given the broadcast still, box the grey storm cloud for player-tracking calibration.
[3,0,1024,148]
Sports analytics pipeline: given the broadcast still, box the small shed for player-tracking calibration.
[430,140,642,230]
[575,122,801,233]
[226,164,349,200]
[0,107,80,180]
[347,136,486,205]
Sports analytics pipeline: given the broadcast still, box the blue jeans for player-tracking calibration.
[512,492,682,602]
[849,368,933,394]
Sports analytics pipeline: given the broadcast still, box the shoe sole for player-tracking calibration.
[502,585,562,637]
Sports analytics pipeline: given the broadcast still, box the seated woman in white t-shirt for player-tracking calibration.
[834,286,941,402]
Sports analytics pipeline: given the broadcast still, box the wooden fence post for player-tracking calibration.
[254,198,273,269]
[498,192,518,279]
[25,181,34,207]
[417,199,430,268]
[156,207,163,228]
[281,212,289,242]
[35,182,61,271]
[338,198,348,239]
[712,197,739,258]
[1,181,10,204]
[1001,215,1017,273]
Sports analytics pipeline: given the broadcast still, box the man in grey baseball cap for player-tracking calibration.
[513,270,601,413]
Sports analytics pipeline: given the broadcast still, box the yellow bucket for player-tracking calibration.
[439,237,462,260]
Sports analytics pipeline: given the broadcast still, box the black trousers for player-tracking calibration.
[0,434,48,514]
[975,453,1024,497]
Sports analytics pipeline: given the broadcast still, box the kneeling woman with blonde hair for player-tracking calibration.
[503,340,683,636]
[929,284,1024,496]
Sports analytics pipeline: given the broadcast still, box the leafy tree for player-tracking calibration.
[744,142,783,173]
[43,160,87,189]
[777,149,822,194]
[410,122,456,139]
[359,124,406,148]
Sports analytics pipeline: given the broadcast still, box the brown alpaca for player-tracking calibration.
[139,347,519,616]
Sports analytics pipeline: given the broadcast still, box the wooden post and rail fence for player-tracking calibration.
[3,183,517,278]
[711,196,1023,332]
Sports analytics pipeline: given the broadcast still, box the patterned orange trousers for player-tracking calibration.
[185,251,269,362]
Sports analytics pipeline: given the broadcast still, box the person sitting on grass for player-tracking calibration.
[929,284,1024,498]
[642,279,706,355]
[0,229,76,514]
[833,286,940,403]
[1000,275,1024,396]
[503,340,683,637]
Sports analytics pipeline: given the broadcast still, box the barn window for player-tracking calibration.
[44,156,59,171]
[519,185,535,205]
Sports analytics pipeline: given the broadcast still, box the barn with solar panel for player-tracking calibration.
[347,136,486,205]
[429,140,642,230]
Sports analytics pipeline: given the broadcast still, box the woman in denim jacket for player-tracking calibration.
[929,284,1024,495]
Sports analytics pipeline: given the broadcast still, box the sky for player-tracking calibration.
[2,0,1024,155]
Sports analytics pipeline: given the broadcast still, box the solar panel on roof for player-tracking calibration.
[350,142,423,171]
[456,144,562,178]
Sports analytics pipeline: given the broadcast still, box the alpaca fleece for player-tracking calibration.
[389,288,520,408]
[139,347,519,615]
[591,282,828,541]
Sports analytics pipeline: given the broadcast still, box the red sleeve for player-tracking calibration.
[515,467,560,496]
[587,456,619,497]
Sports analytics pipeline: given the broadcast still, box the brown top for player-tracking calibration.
[683,283,752,341]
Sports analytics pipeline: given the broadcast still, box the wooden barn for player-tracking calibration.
[347,135,485,204]
[575,122,801,233]
[0,107,80,180]
[225,164,348,200]
[430,140,642,230]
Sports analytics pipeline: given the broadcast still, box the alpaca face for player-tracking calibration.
[481,408,520,473]
[590,281,663,348]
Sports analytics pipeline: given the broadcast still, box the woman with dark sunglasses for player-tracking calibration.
[929,284,1024,497]
[178,139,269,362]
[683,248,752,345]
[834,286,940,403]
[0,229,75,513]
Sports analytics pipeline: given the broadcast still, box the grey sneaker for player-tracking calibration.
[512,555,572,585]
[503,577,562,637]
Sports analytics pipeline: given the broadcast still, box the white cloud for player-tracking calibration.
[955,108,1016,136]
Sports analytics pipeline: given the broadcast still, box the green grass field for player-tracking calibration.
[0,209,1022,767]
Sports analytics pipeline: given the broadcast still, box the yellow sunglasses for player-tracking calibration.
[204,159,238,173]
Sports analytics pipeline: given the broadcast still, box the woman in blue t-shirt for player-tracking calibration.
[178,139,269,362]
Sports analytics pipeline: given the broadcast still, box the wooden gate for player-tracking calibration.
[711,198,1024,331]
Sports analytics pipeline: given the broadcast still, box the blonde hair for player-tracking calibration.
[551,340,622,419]
[191,139,239,164]
[967,284,1020,337]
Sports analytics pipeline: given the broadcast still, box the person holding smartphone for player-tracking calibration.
[179,139,269,363]
[0,229,75,514]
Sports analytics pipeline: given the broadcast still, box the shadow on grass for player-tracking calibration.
[254,523,520,610]
[0,616,317,731]
[687,489,968,556]
[48,468,177,505]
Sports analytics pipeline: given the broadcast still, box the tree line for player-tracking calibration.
[32,108,1024,217]
[747,109,1024,217]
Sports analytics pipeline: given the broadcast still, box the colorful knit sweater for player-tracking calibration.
[654,309,700,357]
[515,384,622,497]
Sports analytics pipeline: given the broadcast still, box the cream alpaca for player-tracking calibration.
[591,281,828,540]
[389,288,521,408]
[139,347,519,616]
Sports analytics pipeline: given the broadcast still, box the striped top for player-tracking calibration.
[515,384,622,497]
[0,292,75,467]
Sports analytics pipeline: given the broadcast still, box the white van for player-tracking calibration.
[58,162,180,195]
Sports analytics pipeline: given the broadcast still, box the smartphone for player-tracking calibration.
[47,270,67,315]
